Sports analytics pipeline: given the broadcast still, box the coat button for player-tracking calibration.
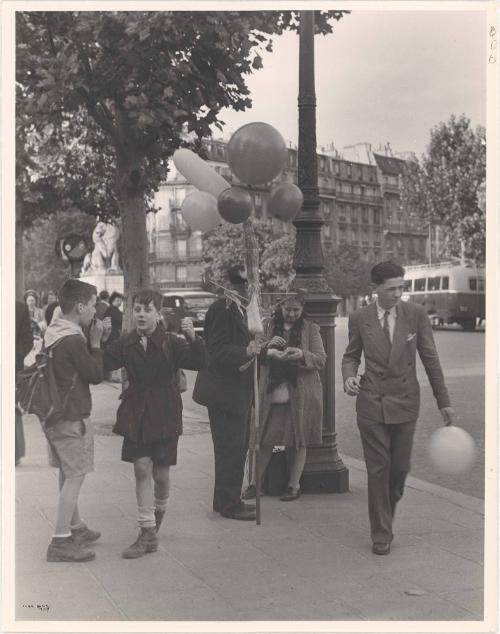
[381,394,385,398]
[402,378,407,383]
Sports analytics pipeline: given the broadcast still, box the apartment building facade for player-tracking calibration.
[147,139,428,290]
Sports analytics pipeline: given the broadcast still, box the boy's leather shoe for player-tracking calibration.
[122,527,158,559]
[47,536,96,562]
[71,524,101,545]
[371,542,390,555]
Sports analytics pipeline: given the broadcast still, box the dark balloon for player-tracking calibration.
[217,187,254,224]
[268,183,303,221]
[227,122,287,185]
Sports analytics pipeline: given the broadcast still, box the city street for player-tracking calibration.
[182,317,486,498]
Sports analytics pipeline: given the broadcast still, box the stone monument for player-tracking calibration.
[80,219,124,294]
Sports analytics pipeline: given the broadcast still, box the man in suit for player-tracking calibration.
[193,265,261,521]
[342,261,455,555]
[15,300,34,465]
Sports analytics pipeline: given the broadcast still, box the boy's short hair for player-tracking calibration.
[99,290,110,301]
[371,261,405,285]
[132,289,162,312]
[58,279,97,314]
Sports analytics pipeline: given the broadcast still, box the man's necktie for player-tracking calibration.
[140,335,148,351]
[383,310,392,345]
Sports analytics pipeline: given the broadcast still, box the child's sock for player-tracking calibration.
[52,533,72,539]
[137,505,156,529]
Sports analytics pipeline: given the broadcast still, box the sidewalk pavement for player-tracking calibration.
[14,381,487,625]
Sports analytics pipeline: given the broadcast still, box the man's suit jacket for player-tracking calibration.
[341,300,450,424]
[193,298,253,417]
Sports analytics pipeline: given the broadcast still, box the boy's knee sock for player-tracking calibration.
[137,505,156,529]
[154,493,169,513]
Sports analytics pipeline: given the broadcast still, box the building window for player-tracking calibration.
[373,231,381,246]
[351,228,358,243]
[347,163,352,178]
[442,276,449,290]
[189,233,202,257]
[339,228,347,243]
[176,265,187,282]
[351,207,358,222]
[386,236,392,250]
[334,162,340,174]
[362,230,369,245]
[373,209,380,225]
[361,208,369,224]
[323,224,331,239]
[176,239,187,259]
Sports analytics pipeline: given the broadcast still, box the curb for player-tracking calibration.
[342,455,484,514]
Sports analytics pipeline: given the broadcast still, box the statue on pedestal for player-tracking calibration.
[81,220,121,275]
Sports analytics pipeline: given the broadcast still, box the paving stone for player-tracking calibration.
[16,569,124,620]
[439,588,484,619]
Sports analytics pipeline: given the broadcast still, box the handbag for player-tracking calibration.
[263,448,289,496]
[270,382,290,404]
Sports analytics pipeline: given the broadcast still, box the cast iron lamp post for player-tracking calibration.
[293,10,348,493]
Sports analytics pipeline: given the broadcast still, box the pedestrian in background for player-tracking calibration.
[94,290,110,320]
[193,264,260,521]
[24,290,45,336]
[44,279,107,563]
[15,300,33,466]
[342,261,455,556]
[103,289,207,559]
[104,292,124,345]
[41,290,57,319]
[242,291,326,502]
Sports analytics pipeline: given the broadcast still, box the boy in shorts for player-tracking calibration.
[103,289,207,558]
[43,279,108,562]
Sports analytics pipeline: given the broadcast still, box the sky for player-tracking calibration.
[214,9,487,157]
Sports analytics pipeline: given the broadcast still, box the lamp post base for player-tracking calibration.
[300,453,349,494]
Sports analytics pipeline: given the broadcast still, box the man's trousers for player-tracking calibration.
[357,414,417,544]
[208,407,250,514]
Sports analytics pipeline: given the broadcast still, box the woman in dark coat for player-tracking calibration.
[103,289,207,559]
[104,292,123,344]
[243,291,326,501]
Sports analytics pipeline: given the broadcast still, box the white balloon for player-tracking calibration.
[428,426,476,475]
[173,149,231,198]
[181,191,222,234]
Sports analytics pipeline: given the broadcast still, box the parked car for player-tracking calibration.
[160,289,217,336]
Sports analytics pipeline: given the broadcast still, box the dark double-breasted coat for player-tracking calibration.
[104,326,207,444]
[193,298,253,416]
[341,300,450,424]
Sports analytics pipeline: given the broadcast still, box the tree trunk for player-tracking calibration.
[116,152,150,331]
[15,198,25,300]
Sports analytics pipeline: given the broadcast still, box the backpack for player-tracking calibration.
[16,339,77,427]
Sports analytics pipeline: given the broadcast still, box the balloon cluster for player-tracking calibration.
[173,122,303,233]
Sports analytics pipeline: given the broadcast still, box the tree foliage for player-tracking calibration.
[323,243,372,299]
[202,219,287,289]
[401,114,486,262]
[260,233,296,291]
[16,10,348,318]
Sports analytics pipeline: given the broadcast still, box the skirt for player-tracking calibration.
[260,403,297,447]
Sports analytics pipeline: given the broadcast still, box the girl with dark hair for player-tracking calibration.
[104,292,124,345]
[243,291,326,501]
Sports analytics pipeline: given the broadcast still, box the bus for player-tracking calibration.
[403,261,485,331]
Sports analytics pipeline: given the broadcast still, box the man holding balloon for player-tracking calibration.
[193,265,261,521]
[342,261,457,556]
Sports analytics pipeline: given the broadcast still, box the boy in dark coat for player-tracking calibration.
[103,289,207,558]
[193,265,261,521]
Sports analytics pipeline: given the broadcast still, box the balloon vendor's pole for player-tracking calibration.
[253,357,261,525]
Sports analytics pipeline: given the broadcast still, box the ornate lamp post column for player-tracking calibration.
[293,10,348,493]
